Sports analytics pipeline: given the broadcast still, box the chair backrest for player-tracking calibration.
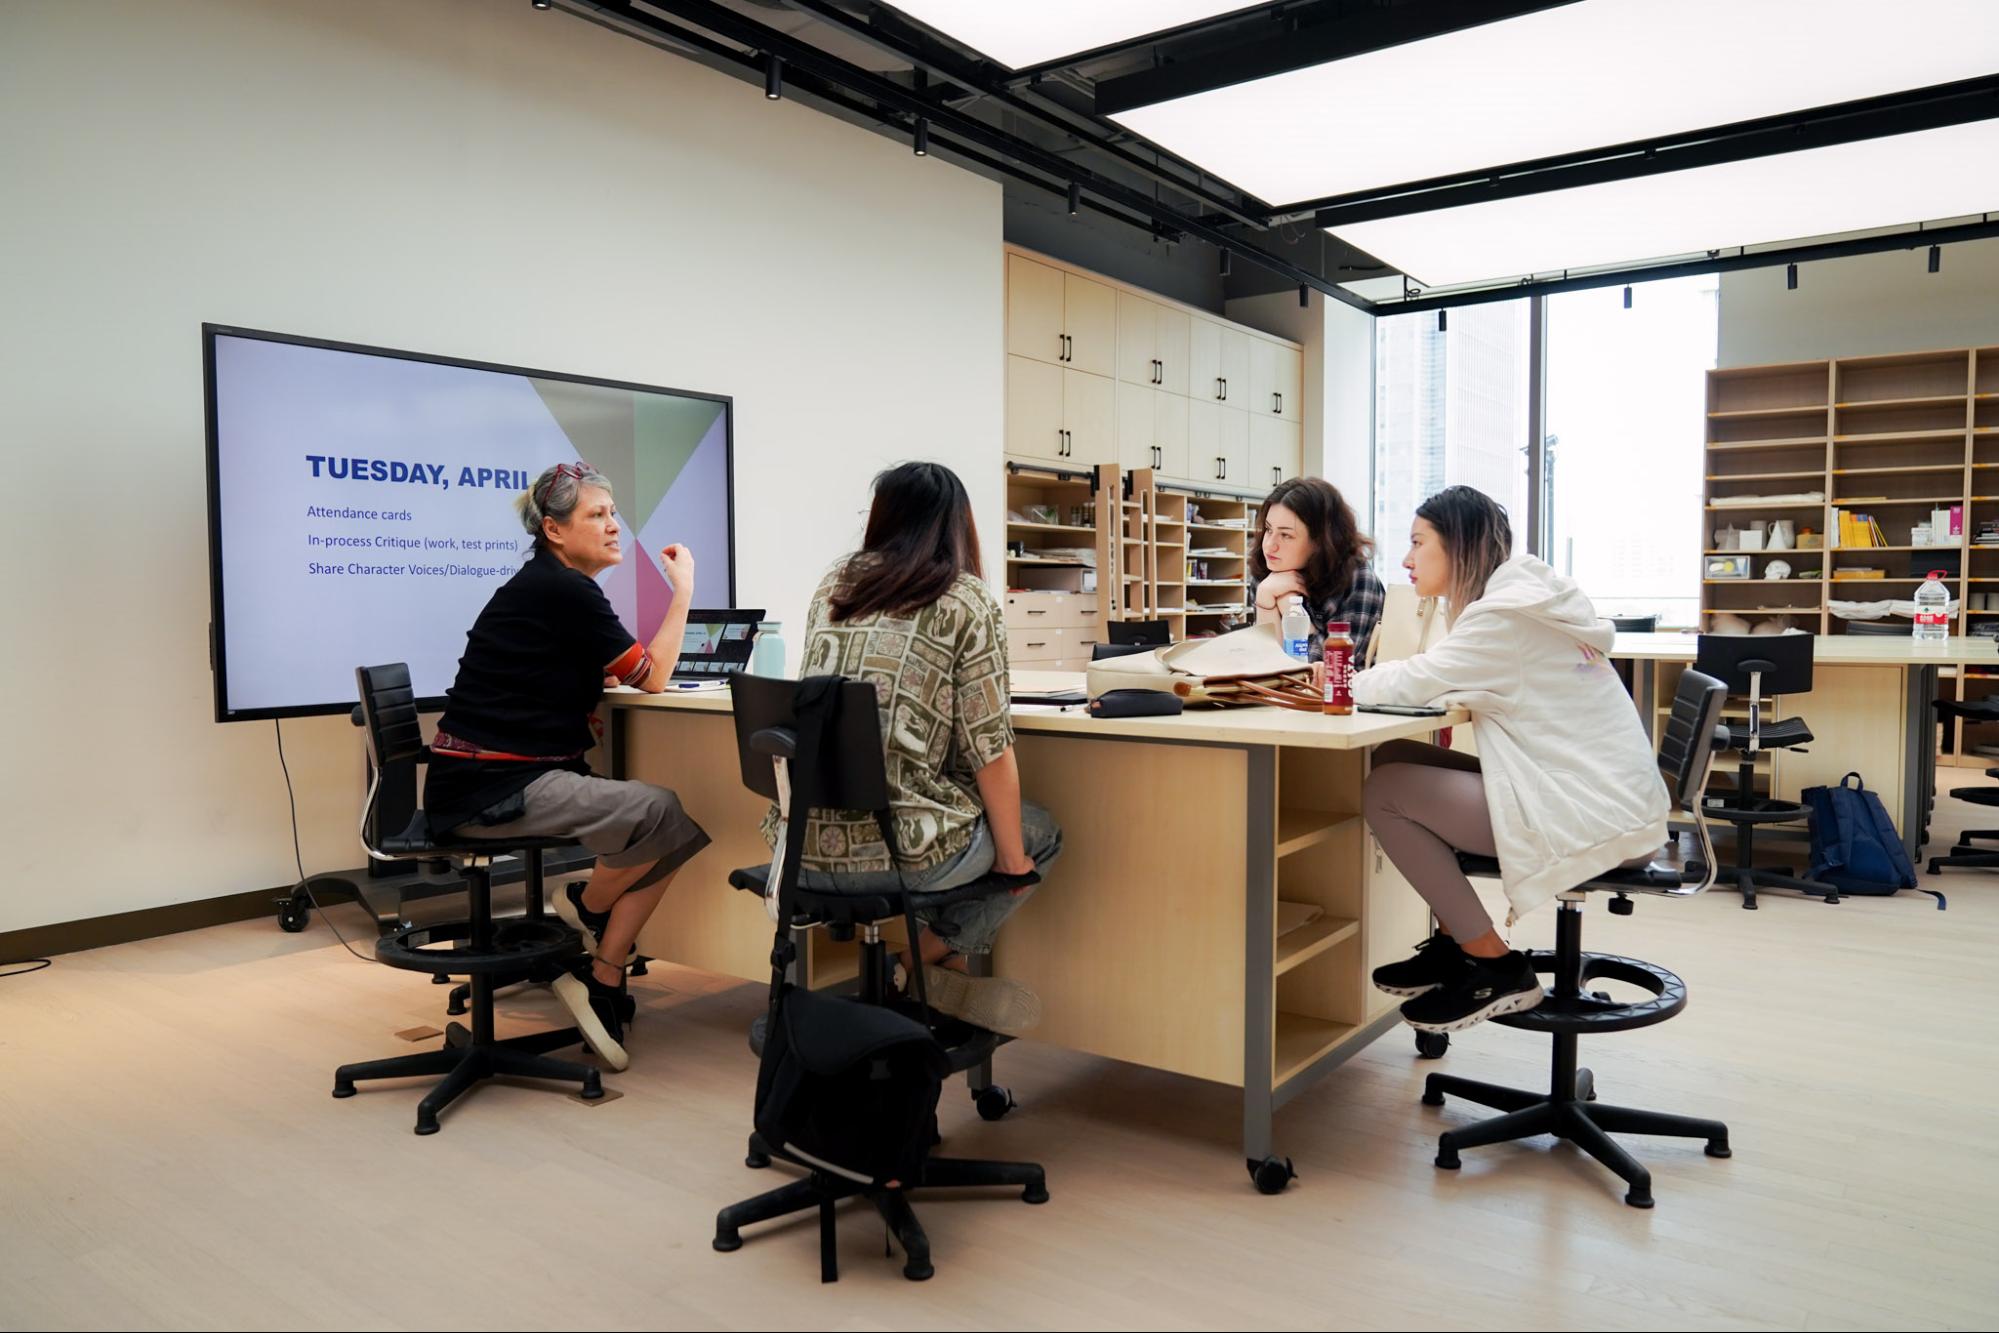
[1091,641,1155,662]
[1693,631,1815,696]
[1108,619,1172,647]
[1657,669,1730,811]
[355,663,424,772]
[1609,614,1658,633]
[729,672,889,811]
[1369,582,1445,667]
[1839,619,1907,637]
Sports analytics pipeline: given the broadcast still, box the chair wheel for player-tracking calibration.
[415,1114,440,1136]
[975,1086,1016,1121]
[1706,1139,1732,1158]
[1624,1189,1655,1209]
[1022,1182,1049,1205]
[903,1259,935,1282]
[1415,1031,1449,1059]
[1435,1146,1461,1170]
[746,1150,771,1169]
[276,898,309,933]
[1248,1156,1296,1195]
[712,1230,742,1253]
[331,1081,356,1099]
[446,995,468,1017]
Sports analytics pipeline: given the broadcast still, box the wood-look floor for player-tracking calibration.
[3,804,1995,1331]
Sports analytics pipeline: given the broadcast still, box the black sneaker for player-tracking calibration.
[1370,933,1469,997]
[554,882,635,964]
[1400,951,1543,1034]
[552,962,630,1071]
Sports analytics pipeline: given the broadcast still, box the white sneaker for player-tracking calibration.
[916,967,1043,1037]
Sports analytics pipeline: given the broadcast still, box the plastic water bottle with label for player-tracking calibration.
[1279,595,1313,663]
[1912,571,1949,645]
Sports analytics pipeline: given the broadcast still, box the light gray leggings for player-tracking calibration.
[1362,739,1498,941]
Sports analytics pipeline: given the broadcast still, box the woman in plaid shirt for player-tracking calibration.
[1251,476,1385,667]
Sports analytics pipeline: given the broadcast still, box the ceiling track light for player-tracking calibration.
[1929,244,1942,274]
[1787,262,1798,290]
[1438,310,1448,332]
[1623,285,1633,309]
[764,52,782,101]
[913,117,929,157]
[1298,283,1309,308]
[531,0,551,8]
[1067,180,1080,215]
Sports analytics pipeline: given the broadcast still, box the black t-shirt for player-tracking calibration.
[422,548,645,832]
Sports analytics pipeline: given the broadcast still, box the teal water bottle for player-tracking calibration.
[750,621,786,676]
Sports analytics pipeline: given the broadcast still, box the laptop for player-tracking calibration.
[673,609,767,681]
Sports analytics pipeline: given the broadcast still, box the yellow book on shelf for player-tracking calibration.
[1869,516,1887,546]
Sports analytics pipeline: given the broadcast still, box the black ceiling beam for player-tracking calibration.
[1092,0,1580,116]
[780,0,1274,228]
[1370,216,1999,315]
[1307,74,1999,228]
[574,0,1370,309]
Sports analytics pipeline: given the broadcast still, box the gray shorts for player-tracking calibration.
[459,770,710,892]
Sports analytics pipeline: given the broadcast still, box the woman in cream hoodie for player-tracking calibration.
[1354,486,1669,1033]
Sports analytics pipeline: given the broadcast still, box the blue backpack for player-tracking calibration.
[1801,772,1917,894]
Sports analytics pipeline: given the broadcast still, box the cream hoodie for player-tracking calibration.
[1352,556,1668,921]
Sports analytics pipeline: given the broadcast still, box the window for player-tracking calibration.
[1372,300,1531,581]
[1543,274,1718,628]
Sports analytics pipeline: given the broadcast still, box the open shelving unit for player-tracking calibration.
[1705,343,1999,765]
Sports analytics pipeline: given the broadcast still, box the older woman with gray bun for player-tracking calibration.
[423,461,710,1072]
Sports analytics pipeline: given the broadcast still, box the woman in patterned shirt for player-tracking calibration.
[776,462,1062,1036]
[1250,476,1385,668]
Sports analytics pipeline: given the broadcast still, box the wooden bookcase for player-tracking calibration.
[1704,343,1999,765]
[1004,463,1267,664]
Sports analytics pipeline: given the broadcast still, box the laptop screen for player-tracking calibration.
[676,609,766,678]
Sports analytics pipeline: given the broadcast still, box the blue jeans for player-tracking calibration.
[796,800,1063,955]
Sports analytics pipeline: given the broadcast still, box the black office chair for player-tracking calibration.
[1928,697,1999,876]
[1608,615,1658,633]
[1108,619,1172,647]
[1426,669,1734,1209]
[713,673,1047,1282]
[1694,634,1841,909]
[1090,641,1155,661]
[331,664,602,1134]
[1839,620,1907,637]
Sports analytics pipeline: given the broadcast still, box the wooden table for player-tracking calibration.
[603,683,1467,1180]
[1610,632,1999,860]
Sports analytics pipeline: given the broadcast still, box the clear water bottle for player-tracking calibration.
[750,620,786,675]
[1279,595,1313,663]
[1913,571,1949,645]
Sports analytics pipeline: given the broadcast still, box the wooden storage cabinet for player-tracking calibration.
[1190,399,1251,486]
[1005,245,1302,491]
[1008,356,1116,466]
[1007,253,1115,378]
[1250,415,1303,491]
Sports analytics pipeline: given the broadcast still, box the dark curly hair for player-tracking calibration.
[1249,476,1374,606]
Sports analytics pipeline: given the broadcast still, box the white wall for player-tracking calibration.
[0,0,1003,934]
[1226,292,1375,519]
[1720,236,1999,365]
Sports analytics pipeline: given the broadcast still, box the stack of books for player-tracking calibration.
[1833,509,1888,548]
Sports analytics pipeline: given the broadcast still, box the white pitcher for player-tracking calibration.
[1766,519,1795,550]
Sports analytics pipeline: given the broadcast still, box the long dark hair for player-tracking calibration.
[1416,485,1512,621]
[1249,476,1374,604]
[828,462,983,622]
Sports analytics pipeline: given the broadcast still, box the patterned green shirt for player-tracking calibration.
[761,567,1015,875]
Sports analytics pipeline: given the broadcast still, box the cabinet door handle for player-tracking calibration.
[1272,466,1280,484]
[1222,456,1228,479]
[1273,392,1282,414]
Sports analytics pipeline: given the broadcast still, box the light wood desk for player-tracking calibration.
[1611,632,1999,859]
[603,684,1467,1178]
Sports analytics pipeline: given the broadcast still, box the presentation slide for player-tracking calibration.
[208,331,733,719]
